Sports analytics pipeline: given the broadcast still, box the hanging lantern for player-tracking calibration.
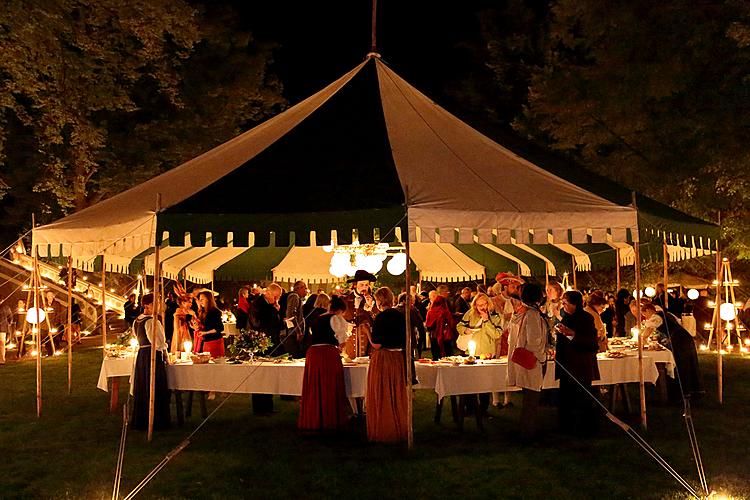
[363,255,383,274]
[25,307,46,324]
[720,303,736,322]
[632,289,643,299]
[687,288,699,300]
[644,286,656,298]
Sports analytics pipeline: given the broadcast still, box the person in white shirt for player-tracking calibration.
[131,293,170,431]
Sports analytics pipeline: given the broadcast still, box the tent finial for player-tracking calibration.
[371,0,378,53]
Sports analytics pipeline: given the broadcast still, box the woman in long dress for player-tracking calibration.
[298,295,349,432]
[366,287,408,443]
[132,293,170,431]
[192,290,224,358]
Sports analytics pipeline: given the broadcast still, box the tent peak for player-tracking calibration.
[366,51,382,60]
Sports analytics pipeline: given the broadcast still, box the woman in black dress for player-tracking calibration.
[131,293,170,431]
[193,290,224,358]
[555,290,600,435]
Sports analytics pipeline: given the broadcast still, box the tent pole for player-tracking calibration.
[211,270,215,293]
[404,220,414,450]
[370,0,377,52]
[148,194,162,442]
[662,235,669,313]
[716,211,723,404]
[571,255,577,290]
[67,255,73,395]
[544,261,549,290]
[615,248,621,291]
[101,257,107,358]
[33,215,42,418]
[632,192,647,429]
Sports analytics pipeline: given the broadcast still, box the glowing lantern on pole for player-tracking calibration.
[25,307,46,324]
[687,288,699,300]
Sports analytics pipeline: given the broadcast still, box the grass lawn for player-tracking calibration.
[0,348,748,499]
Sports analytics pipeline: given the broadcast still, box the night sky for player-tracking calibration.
[234,2,492,113]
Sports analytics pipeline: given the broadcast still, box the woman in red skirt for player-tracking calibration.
[298,295,349,432]
[192,290,225,358]
[366,287,408,443]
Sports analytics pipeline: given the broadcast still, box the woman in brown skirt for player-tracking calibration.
[366,287,408,443]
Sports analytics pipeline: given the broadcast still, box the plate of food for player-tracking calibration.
[604,350,629,359]
[353,356,370,364]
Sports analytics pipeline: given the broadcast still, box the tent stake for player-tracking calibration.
[67,255,73,395]
[148,193,162,442]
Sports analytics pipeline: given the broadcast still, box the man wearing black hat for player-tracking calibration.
[343,270,379,358]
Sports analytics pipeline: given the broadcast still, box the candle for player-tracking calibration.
[467,339,477,357]
[182,340,193,361]
[630,327,640,341]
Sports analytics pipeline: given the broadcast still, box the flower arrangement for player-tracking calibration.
[227,329,273,360]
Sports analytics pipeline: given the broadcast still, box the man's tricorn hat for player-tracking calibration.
[347,269,377,283]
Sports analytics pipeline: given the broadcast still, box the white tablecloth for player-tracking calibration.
[97,355,136,391]
[414,354,661,400]
[167,361,368,398]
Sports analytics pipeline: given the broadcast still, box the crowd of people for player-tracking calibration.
[128,268,726,445]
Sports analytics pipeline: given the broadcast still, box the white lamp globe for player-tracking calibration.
[386,253,407,275]
[329,264,347,278]
[26,307,46,324]
[363,255,383,274]
[632,289,643,299]
[644,286,656,298]
[687,288,699,300]
[720,303,736,322]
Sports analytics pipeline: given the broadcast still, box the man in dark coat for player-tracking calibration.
[248,283,285,415]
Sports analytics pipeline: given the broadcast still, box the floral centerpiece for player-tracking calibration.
[227,329,273,361]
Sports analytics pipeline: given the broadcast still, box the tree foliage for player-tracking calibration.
[0,0,283,236]
[480,0,750,257]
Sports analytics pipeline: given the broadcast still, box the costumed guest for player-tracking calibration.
[366,287,408,443]
[298,296,349,432]
[555,290,601,436]
[192,290,224,358]
[124,293,141,327]
[454,287,472,317]
[424,295,455,360]
[614,289,632,337]
[306,293,330,341]
[396,292,426,360]
[600,295,616,338]
[164,291,177,347]
[343,270,379,358]
[507,283,548,442]
[302,293,318,319]
[284,280,308,358]
[170,286,194,355]
[235,287,252,332]
[636,300,702,399]
[249,283,285,415]
[131,293,170,431]
[543,281,564,328]
[491,273,524,357]
[584,293,609,352]
[456,292,502,412]
[456,293,503,356]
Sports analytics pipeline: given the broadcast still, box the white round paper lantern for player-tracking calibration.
[632,289,643,299]
[25,307,46,324]
[644,286,656,298]
[363,255,383,274]
[720,303,736,321]
[386,253,407,275]
[687,288,699,300]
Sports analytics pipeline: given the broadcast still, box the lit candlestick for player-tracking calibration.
[182,340,193,361]
[467,339,477,357]
[630,327,640,341]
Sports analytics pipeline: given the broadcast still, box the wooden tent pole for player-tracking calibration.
[371,0,378,52]
[616,248,621,291]
[716,211,723,404]
[32,215,42,417]
[67,255,73,395]
[544,261,549,290]
[632,193,647,429]
[404,219,414,450]
[148,194,162,442]
[571,255,577,290]
[211,270,215,293]
[662,235,669,313]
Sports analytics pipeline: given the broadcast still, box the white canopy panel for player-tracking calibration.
[410,243,485,282]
